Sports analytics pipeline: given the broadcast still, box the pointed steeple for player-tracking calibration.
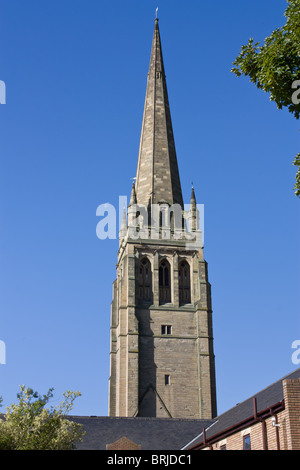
[129,181,137,207]
[189,184,199,232]
[135,19,184,210]
[190,184,196,207]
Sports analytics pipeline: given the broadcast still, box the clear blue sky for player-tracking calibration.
[0,0,299,417]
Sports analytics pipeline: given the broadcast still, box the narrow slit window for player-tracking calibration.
[179,260,191,305]
[161,325,172,335]
[159,260,171,304]
[138,257,152,303]
[165,375,170,385]
[243,434,251,450]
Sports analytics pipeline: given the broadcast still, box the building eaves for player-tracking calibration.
[185,367,300,450]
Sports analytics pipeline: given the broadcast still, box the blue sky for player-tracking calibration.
[0,0,299,417]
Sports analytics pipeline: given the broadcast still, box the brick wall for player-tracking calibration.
[106,436,142,451]
[206,419,281,450]
[282,378,300,450]
[200,378,300,450]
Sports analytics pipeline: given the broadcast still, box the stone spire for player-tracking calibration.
[109,18,217,421]
[189,184,199,232]
[129,181,137,207]
[135,19,184,210]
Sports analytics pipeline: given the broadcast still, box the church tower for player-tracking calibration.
[108,18,217,419]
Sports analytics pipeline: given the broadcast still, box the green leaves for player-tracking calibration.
[232,28,300,118]
[231,0,300,196]
[293,153,300,196]
[0,386,85,450]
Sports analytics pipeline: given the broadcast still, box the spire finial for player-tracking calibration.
[191,183,196,205]
[155,7,158,19]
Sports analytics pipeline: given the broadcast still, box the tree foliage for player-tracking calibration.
[294,152,300,196]
[0,386,85,450]
[231,0,300,196]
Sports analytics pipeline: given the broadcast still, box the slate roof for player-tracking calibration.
[183,367,300,450]
[69,416,213,451]
[69,368,300,451]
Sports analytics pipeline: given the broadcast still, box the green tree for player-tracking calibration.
[0,386,85,450]
[231,0,300,197]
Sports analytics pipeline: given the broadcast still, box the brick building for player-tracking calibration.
[71,368,300,450]
[184,368,300,451]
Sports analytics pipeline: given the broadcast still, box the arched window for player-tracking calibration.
[159,259,171,304]
[179,260,191,304]
[138,257,152,302]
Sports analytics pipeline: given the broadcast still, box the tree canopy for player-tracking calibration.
[231,0,300,196]
[0,386,85,450]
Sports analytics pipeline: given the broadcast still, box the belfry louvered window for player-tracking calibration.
[138,258,152,302]
[159,260,171,304]
[179,260,191,304]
